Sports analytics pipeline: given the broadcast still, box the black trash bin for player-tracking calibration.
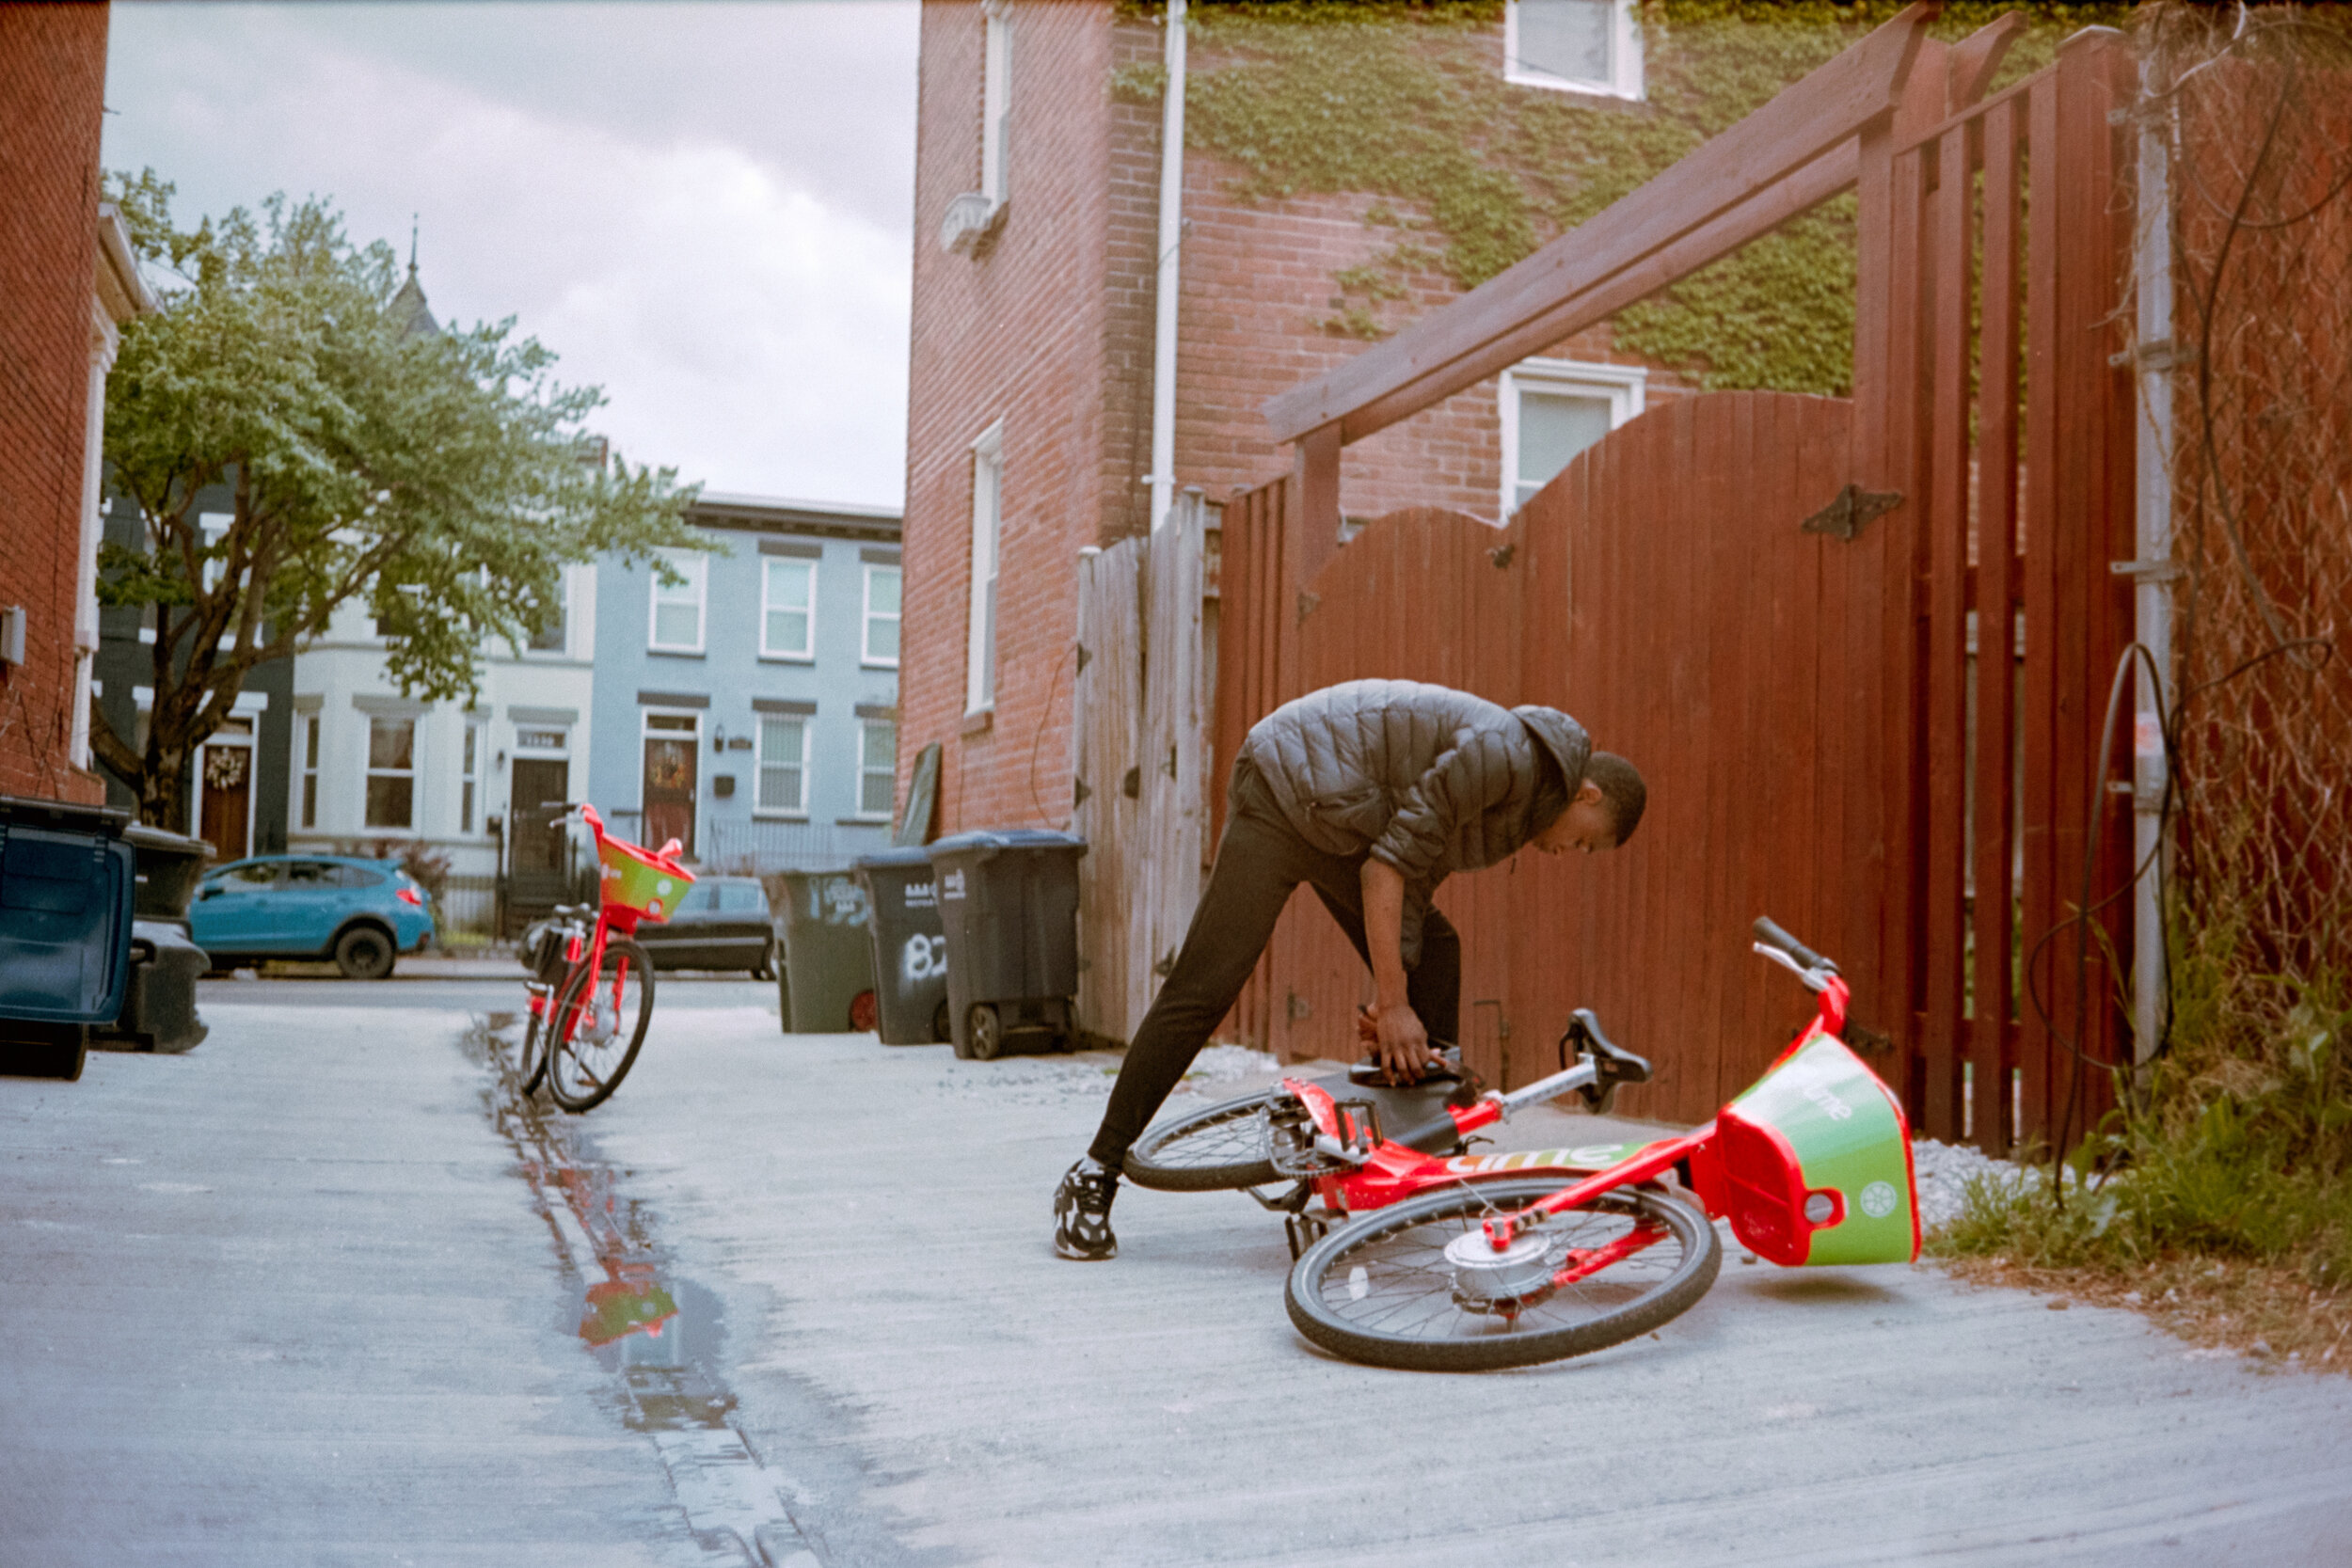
[773,870,878,1034]
[854,847,951,1046]
[0,794,138,1081]
[925,829,1086,1060]
[93,824,213,1055]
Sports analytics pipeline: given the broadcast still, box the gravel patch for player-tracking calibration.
[1909,1136,2037,1233]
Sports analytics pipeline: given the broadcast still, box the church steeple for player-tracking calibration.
[389,215,440,340]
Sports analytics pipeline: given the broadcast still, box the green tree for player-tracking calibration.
[96,172,699,830]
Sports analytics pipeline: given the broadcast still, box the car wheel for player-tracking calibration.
[752,940,777,982]
[333,926,396,980]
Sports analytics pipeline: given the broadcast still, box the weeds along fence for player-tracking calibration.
[2144,6,2352,998]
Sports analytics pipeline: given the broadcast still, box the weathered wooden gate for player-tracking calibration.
[1211,22,2140,1150]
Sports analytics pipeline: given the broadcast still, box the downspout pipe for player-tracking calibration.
[1147,0,1187,533]
[2127,60,2176,1065]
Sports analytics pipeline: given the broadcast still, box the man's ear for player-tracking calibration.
[1576,778,1605,806]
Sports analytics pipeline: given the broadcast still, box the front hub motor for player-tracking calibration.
[1443,1227,1556,1313]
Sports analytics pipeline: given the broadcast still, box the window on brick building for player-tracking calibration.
[1506,0,1643,102]
[967,422,1004,713]
[981,1,1013,208]
[1500,359,1646,515]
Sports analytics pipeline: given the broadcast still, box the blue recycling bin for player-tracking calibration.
[0,795,136,1027]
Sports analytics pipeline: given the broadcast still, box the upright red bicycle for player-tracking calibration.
[1125,918,1920,1370]
[514,804,695,1112]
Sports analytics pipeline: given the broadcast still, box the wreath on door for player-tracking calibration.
[645,740,691,792]
[204,747,249,792]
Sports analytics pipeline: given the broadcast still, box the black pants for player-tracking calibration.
[1087,761,1460,1168]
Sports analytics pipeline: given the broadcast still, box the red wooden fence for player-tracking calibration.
[1210,30,2140,1150]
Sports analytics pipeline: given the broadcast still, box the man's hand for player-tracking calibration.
[1356,1002,1440,1085]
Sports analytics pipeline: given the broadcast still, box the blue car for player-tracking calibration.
[190,855,437,979]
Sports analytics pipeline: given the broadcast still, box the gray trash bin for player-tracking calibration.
[924,829,1085,1060]
[773,870,878,1034]
[95,824,213,1054]
[854,847,951,1046]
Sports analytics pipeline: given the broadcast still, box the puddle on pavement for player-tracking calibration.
[471,1013,818,1567]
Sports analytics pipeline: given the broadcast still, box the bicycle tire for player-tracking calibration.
[515,1006,550,1096]
[1121,1088,1286,1191]
[547,938,656,1113]
[1284,1177,1721,1371]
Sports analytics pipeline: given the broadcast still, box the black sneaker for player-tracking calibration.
[1053,1159,1120,1260]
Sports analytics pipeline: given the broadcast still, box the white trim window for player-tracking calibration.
[755,714,811,817]
[856,719,897,820]
[527,572,568,655]
[981,0,1013,208]
[364,715,417,831]
[862,563,901,668]
[1505,0,1644,103]
[761,556,818,660]
[460,717,483,834]
[298,712,321,830]
[648,548,707,654]
[1499,358,1646,516]
[967,422,1004,713]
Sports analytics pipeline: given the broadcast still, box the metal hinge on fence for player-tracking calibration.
[1074,641,1090,676]
[2110,559,2185,584]
[1802,483,1903,542]
[1285,989,1312,1022]
[1073,777,1091,808]
[1487,542,1517,569]
[1121,766,1141,800]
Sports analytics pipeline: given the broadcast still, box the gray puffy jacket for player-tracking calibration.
[1240,679,1590,959]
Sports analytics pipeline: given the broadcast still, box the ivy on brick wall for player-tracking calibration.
[1116,0,2131,394]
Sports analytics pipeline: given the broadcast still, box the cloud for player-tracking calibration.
[103,3,916,508]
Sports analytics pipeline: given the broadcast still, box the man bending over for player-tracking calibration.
[1054,677,1645,1260]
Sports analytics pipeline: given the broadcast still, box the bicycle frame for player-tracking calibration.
[525,804,691,1076]
[1266,927,1921,1275]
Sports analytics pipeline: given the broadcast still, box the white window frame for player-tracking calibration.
[1498,358,1647,518]
[298,711,321,831]
[363,714,419,832]
[981,0,1013,208]
[760,555,818,661]
[1504,0,1645,103]
[754,713,812,820]
[525,570,569,657]
[862,563,901,669]
[854,718,897,821]
[967,420,1004,714]
[647,548,707,654]
[460,717,483,835]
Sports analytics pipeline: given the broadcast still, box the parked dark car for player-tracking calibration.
[631,876,775,975]
[189,855,437,979]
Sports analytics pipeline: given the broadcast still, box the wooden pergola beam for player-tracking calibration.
[1263,2,1941,449]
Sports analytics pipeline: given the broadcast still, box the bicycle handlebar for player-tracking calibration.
[1752,915,1831,974]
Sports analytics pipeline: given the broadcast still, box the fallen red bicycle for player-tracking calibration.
[1125,918,1920,1370]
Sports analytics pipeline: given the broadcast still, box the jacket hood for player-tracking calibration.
[1511,705,1592,800]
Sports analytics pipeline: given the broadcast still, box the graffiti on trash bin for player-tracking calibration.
[901,933,948,984]
[811,878,870,926]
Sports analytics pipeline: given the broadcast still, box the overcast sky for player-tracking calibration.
[103,1,921,510]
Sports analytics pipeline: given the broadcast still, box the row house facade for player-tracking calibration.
[898,0,1692,839]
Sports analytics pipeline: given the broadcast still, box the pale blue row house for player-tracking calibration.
[587,494,902,872]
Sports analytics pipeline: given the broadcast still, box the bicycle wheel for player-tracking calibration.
[1121,1089,1286,1191]
[1285,1177,1721,1371]
[547,939,656,1113]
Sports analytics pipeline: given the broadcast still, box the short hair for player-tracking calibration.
[1582,752,1646,846]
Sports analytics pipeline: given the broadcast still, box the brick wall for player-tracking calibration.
[0,3,109,805]
[899,2,1701,836]
[901,0,1118,835]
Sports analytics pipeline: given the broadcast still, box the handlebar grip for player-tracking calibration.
[1753,915,1828,972]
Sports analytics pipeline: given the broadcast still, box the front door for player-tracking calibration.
[199,740,252,863]
[641,715,698,859]
[510,759,571,875]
